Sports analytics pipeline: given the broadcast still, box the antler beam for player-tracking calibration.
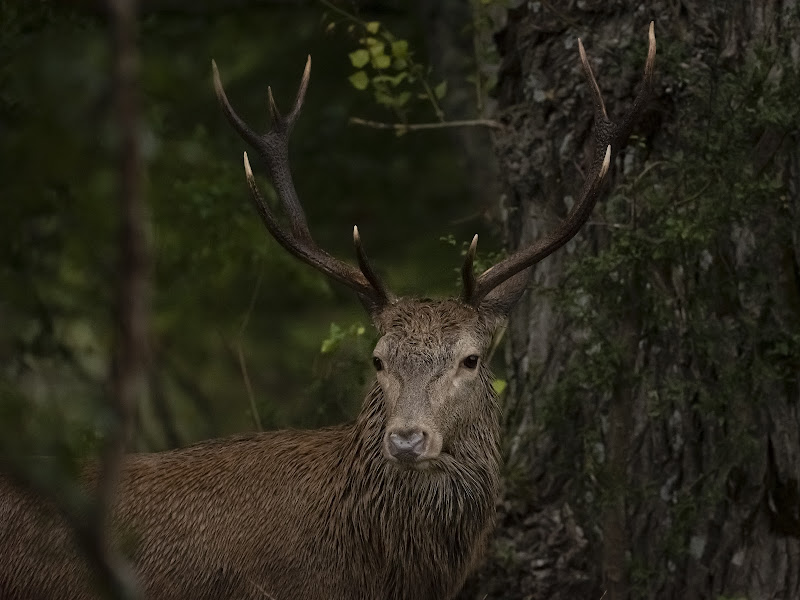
[212,56,391,312]
[464,22,657,306]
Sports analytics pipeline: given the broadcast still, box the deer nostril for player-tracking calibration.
[387,429,427,462]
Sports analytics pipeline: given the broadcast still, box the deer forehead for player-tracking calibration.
[374,299,492,352]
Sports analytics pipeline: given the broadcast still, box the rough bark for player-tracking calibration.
[461,1,800,599]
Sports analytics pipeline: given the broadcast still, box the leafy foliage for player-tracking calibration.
[324,2,446,121]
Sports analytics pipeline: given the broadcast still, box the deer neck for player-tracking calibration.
[318,379,499,597]
[340,378,501,535]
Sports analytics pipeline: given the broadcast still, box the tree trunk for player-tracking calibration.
[461,1,800,599]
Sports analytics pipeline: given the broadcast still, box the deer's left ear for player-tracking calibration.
[477,268,531,319]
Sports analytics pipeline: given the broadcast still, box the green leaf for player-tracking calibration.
[390,40,409,59]
[434,80,447,100]
[372,72,408,87]
[374,89,395,108]
[395,91,411,106]
[372,54,391,69]
[365,21,380,34]
[492,379,507,395]
[321,323,343,353]
[348,70,369,90]
[348,49,370,69]
[373,89,412,109]
[368,41,385,58]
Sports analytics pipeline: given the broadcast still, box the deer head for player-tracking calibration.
[211,23,656,468]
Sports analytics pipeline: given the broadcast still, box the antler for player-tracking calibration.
[464,22,657,307]
[212,56,391,312]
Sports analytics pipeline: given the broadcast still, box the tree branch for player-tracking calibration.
[86,0,150,596]
[349,116,504,132]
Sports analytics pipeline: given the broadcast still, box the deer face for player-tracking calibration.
[372,299,497,467]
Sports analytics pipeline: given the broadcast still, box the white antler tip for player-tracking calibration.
[243,151,253,177]
[649,22,657,59]
[600,145,611,178]
[211,60,223,95]
[300,56,312,88]
[353,225,360,242]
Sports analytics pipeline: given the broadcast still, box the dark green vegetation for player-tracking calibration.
[0,2,497,462]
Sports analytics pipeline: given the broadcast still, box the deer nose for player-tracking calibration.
[386,429,428,462]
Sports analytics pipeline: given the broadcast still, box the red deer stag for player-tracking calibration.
[0,24,655,600]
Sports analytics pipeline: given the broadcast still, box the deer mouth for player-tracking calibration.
[382,444,449,471]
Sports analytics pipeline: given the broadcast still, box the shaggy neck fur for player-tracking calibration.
[327,374,501,600]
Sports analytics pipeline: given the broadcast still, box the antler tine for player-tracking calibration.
[286,55,311,128]
[578,38,608,121]
[215,58,391,312]
[213,57,313,243]
[461,234,478,302]
[243,151,301,256]
[620,22,656,144]
[267,87,282,122]
[212,60,262,151]
[467,23,656,307]
[265,55,310,131]
[353,226,391,302]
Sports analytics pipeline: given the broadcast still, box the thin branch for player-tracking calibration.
[148,364,182,449]
[349,116,504,131]
[418,77,444,122]
[236,345,262,431]
[1,1,148,595]
[91,0,149,596]
[235,267,264,431]
[320,0,363,25]
[470,1,484,114]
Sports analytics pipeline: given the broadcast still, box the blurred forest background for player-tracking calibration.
[1,1,799,599]
[1,0,500,449]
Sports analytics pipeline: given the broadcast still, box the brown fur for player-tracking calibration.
[0,298,502,600]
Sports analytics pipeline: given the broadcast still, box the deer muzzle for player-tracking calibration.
[386,428,428,462]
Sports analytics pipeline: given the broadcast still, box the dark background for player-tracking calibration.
[2,2,799,599]
[1,0,499,448]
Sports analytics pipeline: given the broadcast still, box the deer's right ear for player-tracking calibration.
[476,267,531,319]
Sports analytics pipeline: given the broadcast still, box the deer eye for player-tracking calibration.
[372,356,384,371]
[462,355,480,369]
